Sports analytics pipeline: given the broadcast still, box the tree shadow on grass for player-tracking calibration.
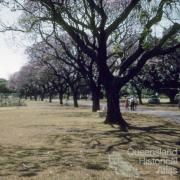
[0,146,56,177]
[0,141,108,178]
[103,123,180,176]
[104,122,180,151]
[0,119,179,178]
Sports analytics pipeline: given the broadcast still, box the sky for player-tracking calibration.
[0,33,28,79]
[0,8,28,80]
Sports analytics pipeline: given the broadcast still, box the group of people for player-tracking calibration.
[125,96,138,111]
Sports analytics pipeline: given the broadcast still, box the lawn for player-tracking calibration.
[0,101,179,180]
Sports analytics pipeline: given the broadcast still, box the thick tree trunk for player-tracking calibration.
[92,94,100,112]
[104,87,128,131]
[59,92,63,105]
[96,38,128,131]
[91,85,100,112]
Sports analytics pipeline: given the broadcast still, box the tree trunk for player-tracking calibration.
[40,94,44,101]
[90,83,100,112]
[104,87,128,131]
[59,92,63,105]
[96,39,128,131]
[87,78,101,112]
[73,95,78,107]
[49,94,52,103]
[34,95,37,101]
[92,94,100,112]
[72,92,78,108]
[137,90,143,105]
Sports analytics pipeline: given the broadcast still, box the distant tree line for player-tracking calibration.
[0,78,10,93]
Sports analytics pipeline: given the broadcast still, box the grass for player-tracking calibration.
[0,100,179,180]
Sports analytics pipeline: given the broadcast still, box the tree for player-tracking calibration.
[2,0,180,131]
[37,29,102,111]
[134,54,180,103]
[26,41,84,107]
[0,78,10,93]
[8,61,56,102]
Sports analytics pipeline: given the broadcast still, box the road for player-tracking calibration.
[126,107,180,124]
[61,99,180,124]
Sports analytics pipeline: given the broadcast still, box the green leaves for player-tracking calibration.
[140,10,149,23]
[0,79,9,93]
[112,43,123,57]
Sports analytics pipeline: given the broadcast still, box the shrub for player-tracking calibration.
[0,94,26,107]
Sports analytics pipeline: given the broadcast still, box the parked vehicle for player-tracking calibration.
[148,95,160,104]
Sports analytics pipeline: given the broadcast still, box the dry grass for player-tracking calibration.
[0,100,179,180]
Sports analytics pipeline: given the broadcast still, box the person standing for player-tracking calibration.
[130,97,135,111]
[134,97,138,110]
[125,98,129,110]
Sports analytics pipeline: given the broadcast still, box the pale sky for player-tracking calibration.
[0,8,28,80]
[0,33,28,79]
